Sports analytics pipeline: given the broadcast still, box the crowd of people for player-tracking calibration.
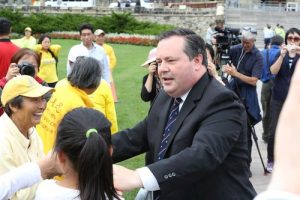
[1,15,300,200]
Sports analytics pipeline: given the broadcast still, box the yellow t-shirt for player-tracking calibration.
[37,80,94,154]
[12,36,36,49]
[35,44,61,83]
[89,80,118,133]
[56,79,118,134]
[103,43,117,71]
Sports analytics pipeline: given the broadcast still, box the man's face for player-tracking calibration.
[95,34,105,45]
[80,29,94,47]
[157,36,202,97]
[242,38,255,52]
[12,96,47,128]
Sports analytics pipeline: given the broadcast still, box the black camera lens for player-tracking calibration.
[18,62,35,77]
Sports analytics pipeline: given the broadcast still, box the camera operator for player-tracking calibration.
[222,27,263,173]
[0,48,49,116]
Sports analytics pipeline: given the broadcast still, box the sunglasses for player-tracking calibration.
[287,36,300,42]
[243,26,257,34]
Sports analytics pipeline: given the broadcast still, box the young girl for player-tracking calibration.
[35,107,121,200]
[35,35,61,87]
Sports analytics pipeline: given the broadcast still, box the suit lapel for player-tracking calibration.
[164,73,211,157]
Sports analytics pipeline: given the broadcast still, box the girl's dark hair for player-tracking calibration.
[38,34,58,64]
[284,27,300,45]
[55,107,120,200]
[11,48,41,69]
[67,56,101,89]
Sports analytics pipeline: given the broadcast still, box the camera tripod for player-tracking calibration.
[225,77,269,175]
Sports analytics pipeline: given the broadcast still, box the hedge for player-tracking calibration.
[0,9,175,35]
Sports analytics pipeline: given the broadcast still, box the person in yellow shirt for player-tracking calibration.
[94,29,119,102]
[0,75,54,200]
[12,27,36,50]
[56,78,118,134]
[35,35,61,87]
[37,57,101,154]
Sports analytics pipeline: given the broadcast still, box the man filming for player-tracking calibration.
[223,27,263,174]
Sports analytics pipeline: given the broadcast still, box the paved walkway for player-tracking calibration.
[250,121,272,194]
[250,81,272,194]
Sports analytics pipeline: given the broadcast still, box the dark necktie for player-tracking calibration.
[157,97,182,160]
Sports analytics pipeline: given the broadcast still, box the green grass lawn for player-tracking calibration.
[53,39,153,199]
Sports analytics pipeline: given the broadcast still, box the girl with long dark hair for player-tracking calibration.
[35,107,121,200]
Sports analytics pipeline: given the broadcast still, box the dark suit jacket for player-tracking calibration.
[113,73,256,200]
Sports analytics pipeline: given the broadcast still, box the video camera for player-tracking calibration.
[214,27,241,65]
[18,62,35,77]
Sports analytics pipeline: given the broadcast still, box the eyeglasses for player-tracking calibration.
[287,36,300,42]
[243,26,257,34]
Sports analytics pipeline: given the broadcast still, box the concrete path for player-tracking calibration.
[250,81,272,194]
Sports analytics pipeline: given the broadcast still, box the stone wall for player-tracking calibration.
[132,10,217,37]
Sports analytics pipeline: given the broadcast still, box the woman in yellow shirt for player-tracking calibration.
[35,35,61,87]
[37,57,101,154]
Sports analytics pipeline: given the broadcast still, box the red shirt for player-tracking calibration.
[0,38,19,79]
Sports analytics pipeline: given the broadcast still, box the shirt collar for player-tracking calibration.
[2,113,32,149]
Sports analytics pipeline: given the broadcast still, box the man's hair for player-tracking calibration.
[158,28,207,67]
[3,96,23,116]
[79,23,94,35]
[241,30,256,41]
[271,35,284,46]
[67,56,101,90]
[285,27,300,45]
[0,17,12,36]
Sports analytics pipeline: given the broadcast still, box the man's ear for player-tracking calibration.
[193,54,204,71]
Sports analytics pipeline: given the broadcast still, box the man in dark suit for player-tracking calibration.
[112,28,256,200]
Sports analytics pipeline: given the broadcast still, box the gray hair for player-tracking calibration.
[68,57,101,90]
[241,30,257,41]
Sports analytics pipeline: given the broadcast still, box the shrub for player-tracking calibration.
[0,9,174,35]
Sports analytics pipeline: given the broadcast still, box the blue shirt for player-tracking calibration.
[228,44,263,124]
[260,45,281,83]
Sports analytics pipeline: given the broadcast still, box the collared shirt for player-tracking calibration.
[229,44,263,124]
[136,90,190,191]
[254,190,300,200]
[260,45,281,83]
[66,42,111,83]
[0,163,42,200]
[0,113,44,200]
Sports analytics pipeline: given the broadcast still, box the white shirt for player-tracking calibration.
[0,163,42,200]
[35,179,80,200]
[263,28,274,39]
[254,191,300,200]
[137,91,190,191]
[67,43,111,83]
